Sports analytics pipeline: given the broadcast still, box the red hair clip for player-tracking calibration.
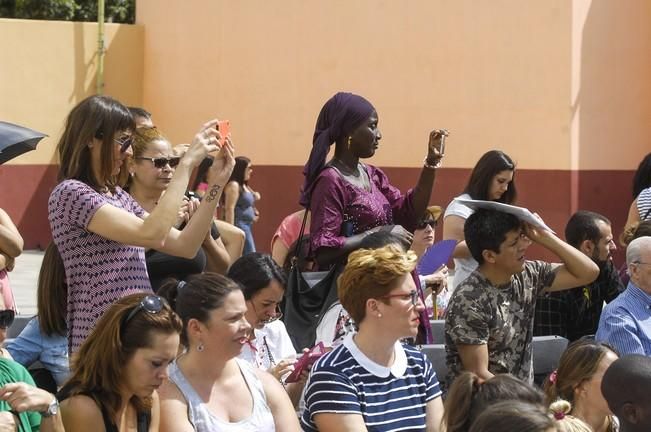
[549,369,558,384]
[554,411,565,420]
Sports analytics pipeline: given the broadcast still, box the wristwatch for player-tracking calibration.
[40,397,59,418]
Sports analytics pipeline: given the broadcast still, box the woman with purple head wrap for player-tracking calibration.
[300,92,447,269]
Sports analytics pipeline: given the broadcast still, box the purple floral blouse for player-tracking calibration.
[309,164,416,256]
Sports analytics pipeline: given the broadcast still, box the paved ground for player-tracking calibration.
[7,250,43,316]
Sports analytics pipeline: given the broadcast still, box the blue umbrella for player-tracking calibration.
[0,121,48,165]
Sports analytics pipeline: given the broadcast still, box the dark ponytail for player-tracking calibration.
[158,273,241,346]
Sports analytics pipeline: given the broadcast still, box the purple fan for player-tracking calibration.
[417,239,457,275]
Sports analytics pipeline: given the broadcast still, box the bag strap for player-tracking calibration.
[289,207,311,267]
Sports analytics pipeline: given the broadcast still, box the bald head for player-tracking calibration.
[626,236,651,266]
[601,355,651,431]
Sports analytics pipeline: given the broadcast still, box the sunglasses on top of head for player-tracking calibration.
[135,156,181,169]
[120,295,165,335]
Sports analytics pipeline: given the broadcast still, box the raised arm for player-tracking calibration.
[223,181,239,225]
[88,120,222,251]
[202,224,231,274]
[524,223,599,292]
[0,209,23,258]
[443,215,472,259]
[407,130,447,226]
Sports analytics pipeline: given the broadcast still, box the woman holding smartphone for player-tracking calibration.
[300,92,447,269]
[127,126,231,290]
[48,95,234,352]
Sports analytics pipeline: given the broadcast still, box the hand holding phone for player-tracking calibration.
[217,120,230,147]
[427,129,449,164]
[284,342,326,383]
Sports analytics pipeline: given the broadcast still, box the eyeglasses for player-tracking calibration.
[416,219,437,230]
[114,135,133,153]
[120,295,165,332]
[135,156,181,169]
[380,290,420,307]
[0,310,15,330]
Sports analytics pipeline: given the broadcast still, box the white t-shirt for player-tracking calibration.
[315,302,355,348]
[444,193,478,289]
[239,320,297,371]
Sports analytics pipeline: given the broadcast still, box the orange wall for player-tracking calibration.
[0,19,144,166]
[1,1,650,253]
[137,0,574,169]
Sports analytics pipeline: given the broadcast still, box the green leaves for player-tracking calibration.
[1,0,135,23]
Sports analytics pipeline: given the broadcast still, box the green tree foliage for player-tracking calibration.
[0,0,135,23]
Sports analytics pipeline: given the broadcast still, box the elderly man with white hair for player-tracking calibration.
[596,236,651,355]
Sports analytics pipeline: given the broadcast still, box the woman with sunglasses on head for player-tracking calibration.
[302,244,444,432]
[126,126,231,290]
[227,253,306,408]
[157,273,300,431]
[0,289,65,432]
[57,293,181,432]
[48,95,234,352]
[443,150,517,289]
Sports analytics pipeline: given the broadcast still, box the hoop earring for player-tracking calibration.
[197,343,204,352]
[347,136,352,150]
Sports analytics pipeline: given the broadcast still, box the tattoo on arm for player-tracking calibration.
[205,184,222,202]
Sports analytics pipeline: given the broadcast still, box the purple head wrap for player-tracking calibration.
[299,92,375,207]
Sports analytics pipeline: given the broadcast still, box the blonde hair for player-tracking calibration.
[549,400,592,432]
[125,126,170,189]
[338,244,417,323]
[423,205,443,222]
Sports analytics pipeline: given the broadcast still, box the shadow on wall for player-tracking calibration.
[1,23,143,249]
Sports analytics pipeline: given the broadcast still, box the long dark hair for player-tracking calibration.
[57,95,135,191]
[227,253,285,300]
[158,273,242,347]
[463,150,517,203]
[228,156,251,186]
[37,243,67,336]
[632,152,651,198]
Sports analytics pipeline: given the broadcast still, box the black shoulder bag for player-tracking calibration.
[282,209,342,351]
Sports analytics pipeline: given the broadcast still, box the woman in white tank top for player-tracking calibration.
[157,273,300,432]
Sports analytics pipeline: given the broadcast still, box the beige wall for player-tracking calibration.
[137,0,651,171]
[137,0,572,169]
[0,19,144,165]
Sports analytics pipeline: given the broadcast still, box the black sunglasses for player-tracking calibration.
[94,131,133,153]
[0,310,15,330]
[120,295,165,332]
[135,156,181,169]
[416,219,438,230]
[115,135,133,153]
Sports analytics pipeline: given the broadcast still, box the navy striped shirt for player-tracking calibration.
[301,333,442,431]
[596,282,651,355]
